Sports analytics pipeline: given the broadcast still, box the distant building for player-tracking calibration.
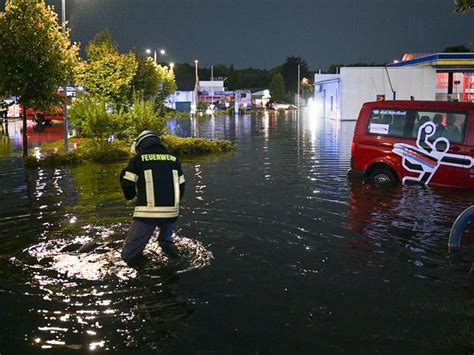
[251,90,271,108]
[167,91,194,112]
[166,80,252,112]
[314,53,474,121]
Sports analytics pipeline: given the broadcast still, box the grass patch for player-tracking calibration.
[24,135,234,168]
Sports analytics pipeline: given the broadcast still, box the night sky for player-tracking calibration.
[2,0,474,70]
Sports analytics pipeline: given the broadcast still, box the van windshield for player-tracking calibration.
[367,108,468,144]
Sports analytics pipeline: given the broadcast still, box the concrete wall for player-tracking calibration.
[341,67,436,120]
[313,75,340,120]
[314,67,437,121]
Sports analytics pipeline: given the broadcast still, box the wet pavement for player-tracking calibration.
[0,113,473,353]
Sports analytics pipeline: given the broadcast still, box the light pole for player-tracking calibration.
[146,48,166,64]
[191,60,199,114]
[62,0,69,152]
[297,64,301,111]
[194,59,199,83]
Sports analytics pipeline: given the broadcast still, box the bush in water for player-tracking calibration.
[69,96,125,148]
[124,94,167,138]
[161,135,234,156]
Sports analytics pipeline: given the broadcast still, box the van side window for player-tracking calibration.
[411,111,467,144]
[367,109,413,137]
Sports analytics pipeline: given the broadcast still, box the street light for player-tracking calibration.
[169,62,174,71]
[191,60,199,114]
[194,59,199,82]
[146,48,166,64]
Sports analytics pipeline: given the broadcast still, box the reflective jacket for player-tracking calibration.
[120,140,185,222]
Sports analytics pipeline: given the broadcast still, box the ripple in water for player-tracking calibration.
[8,225,213,351]
[19,229,213,281]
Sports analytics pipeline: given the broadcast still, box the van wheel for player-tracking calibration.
[367,168,397,186]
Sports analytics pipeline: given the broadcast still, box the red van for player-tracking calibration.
[350,100,474,189]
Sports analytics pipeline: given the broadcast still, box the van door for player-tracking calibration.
[415,110,473,188]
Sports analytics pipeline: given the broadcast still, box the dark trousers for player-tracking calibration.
[121,219,175,263]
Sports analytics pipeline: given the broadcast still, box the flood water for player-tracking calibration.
[0,112,474,353]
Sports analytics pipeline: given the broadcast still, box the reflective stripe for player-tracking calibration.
[123,171,138,182]
[135,206,179,213]
[133,206,179,219]
[172,170,180,207]
[133,211,179,218]
[144,169,155,207]
[179,175,185,184]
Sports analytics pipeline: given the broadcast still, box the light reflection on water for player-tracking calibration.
[8,220,212,351]
[1,111,474,353]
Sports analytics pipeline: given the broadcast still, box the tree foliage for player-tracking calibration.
[155,64,177,110]
[443,45,472,52]
[269,72,286,102]
[124,94,167,138]
[326,62,384,74]
[76,30,137,105]
[454,0,473,12]
[0,0,79,107]
[301,77,314,100]
[277,56,310,95]
[131,55,162,101]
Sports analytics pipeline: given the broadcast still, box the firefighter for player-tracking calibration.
[120,130,185,264]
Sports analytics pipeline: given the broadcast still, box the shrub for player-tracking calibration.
[125,95,167,138]
[24,136,234,167]
[69,96,125,148]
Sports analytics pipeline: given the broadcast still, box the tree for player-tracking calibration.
[443,45,472,52]
[301,77,314,100]
[155,64,177,112]
[131,54,162,101]
[269,72,286,102]
[0,0,78,156]
[326,62,384,74]
[77,30,137,106]
[278,56,310,96]
[454,0,473,12]
[174,63,196,90]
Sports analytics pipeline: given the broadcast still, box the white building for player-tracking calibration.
[314,53,474,121]
[167,91,194,112]
[314,67,436,121]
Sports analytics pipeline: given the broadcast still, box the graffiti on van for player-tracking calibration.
[392,122,473,185]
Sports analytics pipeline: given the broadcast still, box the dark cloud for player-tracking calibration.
[2,0,473,70]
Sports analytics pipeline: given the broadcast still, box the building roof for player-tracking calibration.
[388,53,474,71]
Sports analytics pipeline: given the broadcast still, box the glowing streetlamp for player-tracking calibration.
[146,48,166,64]
[169,62,174,71]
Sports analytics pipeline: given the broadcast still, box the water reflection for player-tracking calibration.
[0,119,65,155]
[0,159,213,352]
[11,214,211,351]
[1,112,474,353]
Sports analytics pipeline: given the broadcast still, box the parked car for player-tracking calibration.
[271,103,296,110]
[349,100,474,189]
